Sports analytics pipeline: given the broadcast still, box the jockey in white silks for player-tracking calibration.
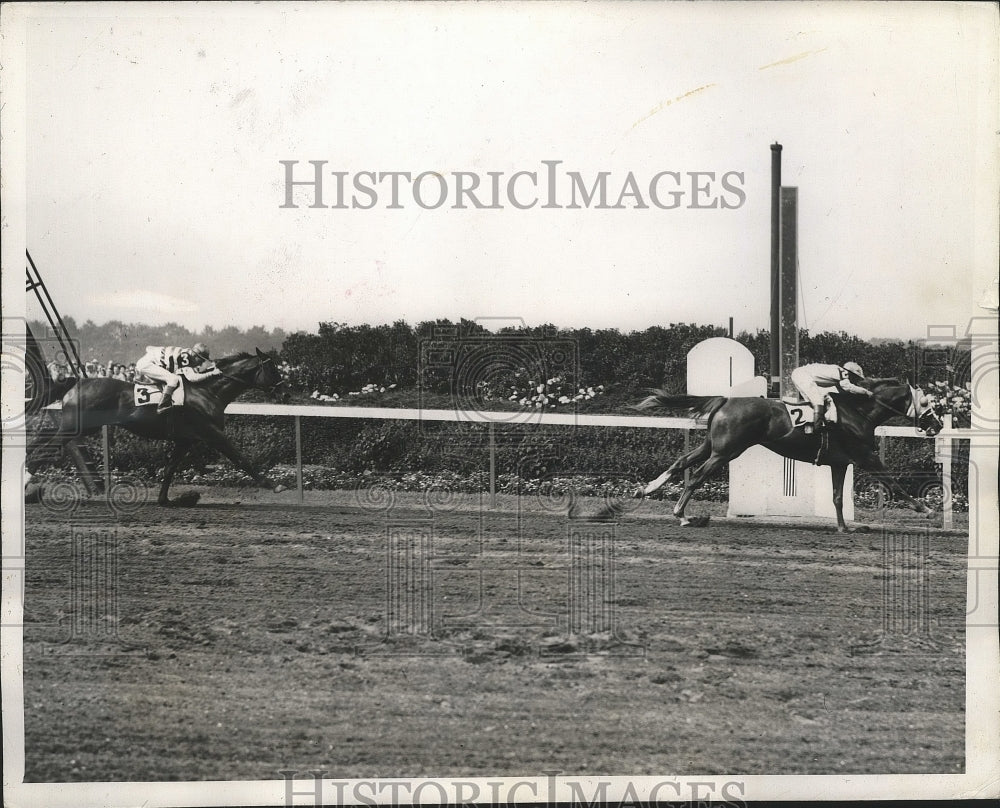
[135,342,221,412]
[789,361,873,431]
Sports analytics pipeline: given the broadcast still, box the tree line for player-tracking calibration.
[40,316,971,403]
[278,318,971,403]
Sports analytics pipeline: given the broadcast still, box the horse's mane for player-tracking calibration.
[838,377,909,409]
[215,352,254,369]
[867,377,909,396]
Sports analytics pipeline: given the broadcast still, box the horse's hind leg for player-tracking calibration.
[643,438,712,496]
[25,427,74,476]
[672,452,732,524]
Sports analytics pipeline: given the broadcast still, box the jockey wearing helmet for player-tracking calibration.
[790,361,873,431]
[135,342,221,413]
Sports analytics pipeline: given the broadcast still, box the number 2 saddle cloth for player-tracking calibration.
[780,396,839,428]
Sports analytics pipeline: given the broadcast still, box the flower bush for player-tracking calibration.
[310,382,397,403]
[925,380,971,426]
[501,373,605,409]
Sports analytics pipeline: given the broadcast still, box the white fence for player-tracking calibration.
[218,403,965,527]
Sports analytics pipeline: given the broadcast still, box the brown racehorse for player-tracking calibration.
[27,349,287,506]
[629,379,944,531]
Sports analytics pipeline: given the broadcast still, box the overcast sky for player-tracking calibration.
[14,1,999,339]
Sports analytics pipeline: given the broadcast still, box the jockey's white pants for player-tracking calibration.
[789,367,831,409]
[135,358,180,392]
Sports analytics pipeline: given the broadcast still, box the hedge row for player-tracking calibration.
[51,412,967,507]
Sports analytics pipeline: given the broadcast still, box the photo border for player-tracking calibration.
[2,2,997,805]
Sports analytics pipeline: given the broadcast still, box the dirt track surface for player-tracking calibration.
[22,487,966,781]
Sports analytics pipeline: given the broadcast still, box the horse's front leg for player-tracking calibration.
[830,464,850,532]
[158,441,194,506]
[201,428,286,494]
[857,452,933,516]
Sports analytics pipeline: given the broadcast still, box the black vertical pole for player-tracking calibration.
[780,187,798,398]
[26,250,87,377]
[769,144,782,397]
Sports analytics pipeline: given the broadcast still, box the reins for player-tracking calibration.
[871,387,914,420]
[866,383,940,433]
[206,354,282,395]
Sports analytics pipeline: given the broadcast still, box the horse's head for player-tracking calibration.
[868,379,944,437]
[215,349,286,399]
[913,389,945,436]
[252,348,286,399]
[869,379,944,436]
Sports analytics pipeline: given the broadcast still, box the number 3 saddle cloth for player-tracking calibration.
[132,379,186,407]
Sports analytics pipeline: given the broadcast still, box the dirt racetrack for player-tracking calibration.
[21,486,966,781]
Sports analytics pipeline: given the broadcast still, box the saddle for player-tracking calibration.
[133,378,186,408]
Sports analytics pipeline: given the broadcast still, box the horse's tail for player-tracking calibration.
[30,375,78,410]
[633,389,728,420]
[50,376,79,400]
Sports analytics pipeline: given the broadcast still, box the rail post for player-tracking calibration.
[489,421,497,509]
[294,415,303,503]
[938,414,953,529]
[683,427,690,488]
[877,434,886,510]
[102,425,112,497]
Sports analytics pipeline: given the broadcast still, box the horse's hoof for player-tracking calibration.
[161,492,201,507]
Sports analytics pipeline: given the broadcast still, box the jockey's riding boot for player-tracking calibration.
[813,409,826,432]
[157,390,174,414]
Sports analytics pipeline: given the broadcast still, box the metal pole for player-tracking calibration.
[779,186,798,399]
[102,425,112,497]
[941,414,953,529]
[769,143,783,396]
[683,428,691,488]
[878,434,886,510]
[489,422,497,509]
[26,251,87,376]
[295,415,303,502]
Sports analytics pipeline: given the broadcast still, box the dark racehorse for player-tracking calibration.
[630,379,944,531]
[27,349,287,506]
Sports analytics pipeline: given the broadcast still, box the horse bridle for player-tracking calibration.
[873,384,942,434]
[255,353,286,397]
[212,354,285,397]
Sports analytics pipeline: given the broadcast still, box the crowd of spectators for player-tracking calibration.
[47,360,140,382]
